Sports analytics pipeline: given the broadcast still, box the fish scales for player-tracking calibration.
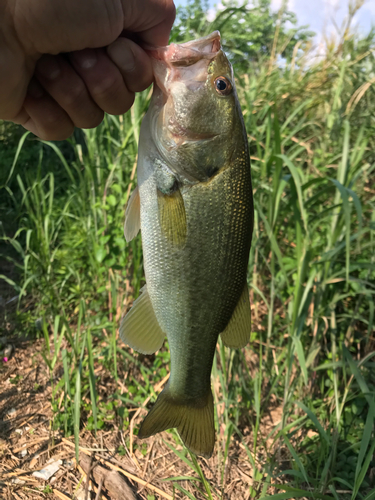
[141,149,252,397]
[121,31,254,458]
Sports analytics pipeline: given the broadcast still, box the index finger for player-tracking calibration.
[121,0,176,47]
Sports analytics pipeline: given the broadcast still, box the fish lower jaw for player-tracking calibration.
[166,127,218,146]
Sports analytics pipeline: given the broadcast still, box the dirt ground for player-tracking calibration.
[0,332,285,500]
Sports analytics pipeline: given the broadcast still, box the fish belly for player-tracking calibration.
[140,157,253,401]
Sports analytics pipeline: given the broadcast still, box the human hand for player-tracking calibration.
[0,0,175,140]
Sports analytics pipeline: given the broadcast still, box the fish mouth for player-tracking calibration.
[147,31,221,67]
[148,32,222,94]
[148,32,223,148]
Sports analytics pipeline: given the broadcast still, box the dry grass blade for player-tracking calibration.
[12,438,49,454]
[345,76,375,114]
[53,490,72,500]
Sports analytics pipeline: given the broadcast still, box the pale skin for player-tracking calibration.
[0,0,176,140]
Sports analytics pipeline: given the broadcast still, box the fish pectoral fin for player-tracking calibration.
[157,188,187,247]
[138,387,215,459]
[124,186,141,242]
[220,283,251,348]
[119,285,165,354]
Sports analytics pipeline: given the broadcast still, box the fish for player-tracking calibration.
[120,31,254,458]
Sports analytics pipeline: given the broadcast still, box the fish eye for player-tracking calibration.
[214,76,232,96]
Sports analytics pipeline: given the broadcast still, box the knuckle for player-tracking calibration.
[61,81,87,107]
[89,77,134,115]
[89,76,120,101]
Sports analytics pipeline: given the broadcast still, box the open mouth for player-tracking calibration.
[149,32,222,95]
[148,31,221,66]
[149,32,223,147]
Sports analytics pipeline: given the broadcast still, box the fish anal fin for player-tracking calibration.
[138,387,215,458]
[157,188,187,247]
[124,186,140,242]
[220,283,251,348]
[119,285,165,354]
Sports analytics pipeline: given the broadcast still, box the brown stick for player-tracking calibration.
[84,454,94,500]
[94,477,104,500]
[53,490,72,500]
[80,453,136,500]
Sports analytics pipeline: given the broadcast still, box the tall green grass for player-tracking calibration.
[1,0,374,498]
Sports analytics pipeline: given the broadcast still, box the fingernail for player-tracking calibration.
[36,55,60,80]
[110,45,135,72]
[71,49,97,69]
[28,79,44,99]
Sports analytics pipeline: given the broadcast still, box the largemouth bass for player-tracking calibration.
[121,31,253,458]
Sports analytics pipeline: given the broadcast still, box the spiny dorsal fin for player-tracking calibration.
[138,386,215,458]
[119,285,165,354]
[157,188,187,248]
[220,283,251,348]
[124,186,140,242]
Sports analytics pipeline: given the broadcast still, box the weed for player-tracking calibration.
[1,0,374,497]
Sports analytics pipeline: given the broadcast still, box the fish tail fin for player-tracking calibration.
[138,387,215,458]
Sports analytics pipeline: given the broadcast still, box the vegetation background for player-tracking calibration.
[0,0,374,498]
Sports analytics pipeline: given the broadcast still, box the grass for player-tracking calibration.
[1,0,375,498]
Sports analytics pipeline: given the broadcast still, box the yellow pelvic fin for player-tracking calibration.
[119,285,165,354]
[220,283,251,348]
[124,186,140,242]
[157,188,187,248]
[138,387,215,459]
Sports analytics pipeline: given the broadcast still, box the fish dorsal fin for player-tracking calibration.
[220,283,251,348]
[157,188,187,247]
[119,285,165,354]
[124,186,140,242]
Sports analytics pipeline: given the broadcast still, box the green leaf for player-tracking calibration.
[352,398,375,499]
[3,131,31,187]
[282,433,309,485]
[106,194,117,206]
[296,402,330,444]
[86,329,98,433]
[94,246,106,263]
